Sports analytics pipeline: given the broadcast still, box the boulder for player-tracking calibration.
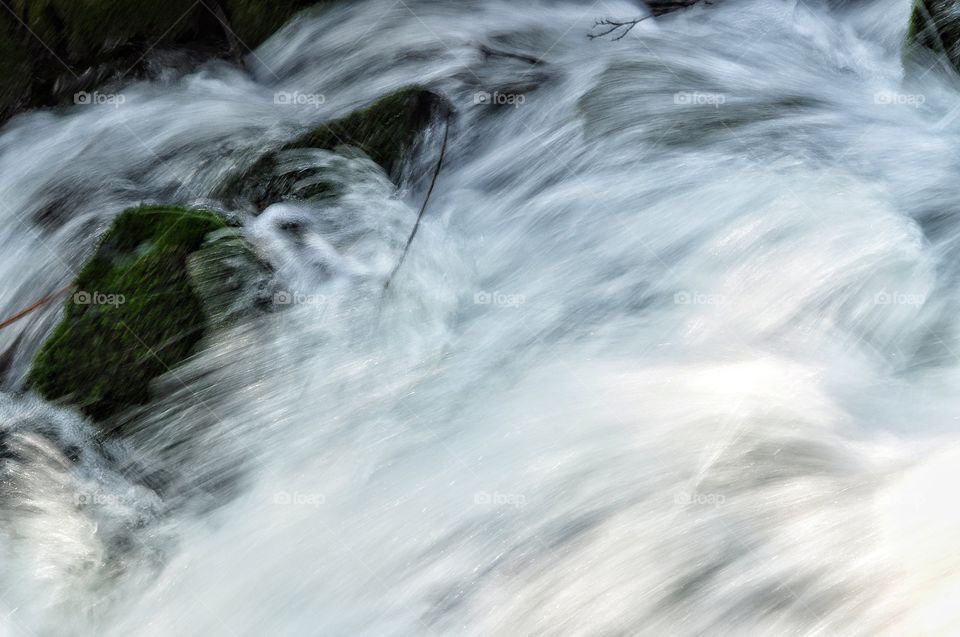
[28,205,254,422]
[187,227,275,331]
[225,86,448,209]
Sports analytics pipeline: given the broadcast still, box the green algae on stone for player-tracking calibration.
[225,87,446,208]
[287,87,446,179]
[29,205,227,421]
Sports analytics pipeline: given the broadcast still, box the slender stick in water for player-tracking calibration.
[383,115,451,293]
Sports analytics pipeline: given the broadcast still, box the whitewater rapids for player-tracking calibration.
[1,0,959,634]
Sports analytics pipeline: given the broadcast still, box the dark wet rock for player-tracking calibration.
[224,0,320,46]
[187,227,275,330]
[646,0,706,16]
[906,0,960,73]
[0,1,330,121]
[223,86,449,210]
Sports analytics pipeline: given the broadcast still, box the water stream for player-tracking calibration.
[1,0,959,634]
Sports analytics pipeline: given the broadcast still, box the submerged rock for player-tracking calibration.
[906,0,960,73]
[286,87,447,180]
[225,87,449,209]
[28,205,264,422]
[187,227,275,330]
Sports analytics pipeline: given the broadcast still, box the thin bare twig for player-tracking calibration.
[589,0,710,40]
[383,114,452,293]
[588,17,652,41]
[0,285,74,331]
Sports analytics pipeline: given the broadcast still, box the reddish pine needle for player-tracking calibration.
[0,285,74,330]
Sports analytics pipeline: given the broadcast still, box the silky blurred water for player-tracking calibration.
[2,0,960,634]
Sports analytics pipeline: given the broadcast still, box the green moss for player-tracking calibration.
[226,87,445,208]
[289,87,444,178]
[29,205,226,422]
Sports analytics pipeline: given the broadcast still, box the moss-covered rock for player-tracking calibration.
[29,205,227,421]
[289,87,446,178]
[226,87,447,209]
[906,0,960,73]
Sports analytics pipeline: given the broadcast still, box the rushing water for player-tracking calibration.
[1,0,960,634]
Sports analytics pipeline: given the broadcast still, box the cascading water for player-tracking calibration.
[0,0,959,634]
